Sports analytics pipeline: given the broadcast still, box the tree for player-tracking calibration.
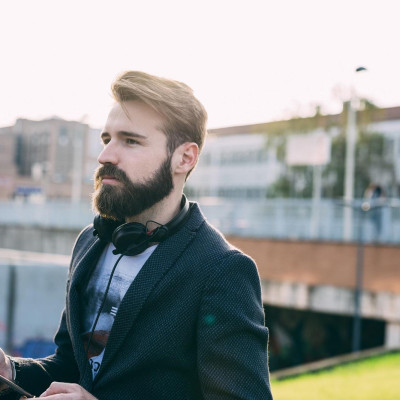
[266,102,395,199]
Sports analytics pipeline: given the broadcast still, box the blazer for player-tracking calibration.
[11,203,273,399]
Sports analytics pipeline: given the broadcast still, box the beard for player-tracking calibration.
[92,155,174,221]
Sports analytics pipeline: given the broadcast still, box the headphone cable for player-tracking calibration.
[81,253,124,385]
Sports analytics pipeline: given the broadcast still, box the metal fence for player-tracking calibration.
[0,198,399,243]
[196,197,400,244]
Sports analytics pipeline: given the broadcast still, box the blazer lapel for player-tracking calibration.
[97,205,203,378]
[68,234,107,380]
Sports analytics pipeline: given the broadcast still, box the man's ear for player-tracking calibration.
[172,142,199,176]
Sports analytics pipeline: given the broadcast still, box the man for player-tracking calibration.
[0,71,273,399]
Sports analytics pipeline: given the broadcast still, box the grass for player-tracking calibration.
[271,351,400,400]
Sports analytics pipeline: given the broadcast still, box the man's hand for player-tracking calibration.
[40,382,97,399]
[0,348,13,391]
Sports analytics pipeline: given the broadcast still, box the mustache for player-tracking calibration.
[94,164,131,185]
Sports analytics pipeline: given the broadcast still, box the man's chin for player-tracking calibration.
[92,189,117,220]
[93,203,123,221]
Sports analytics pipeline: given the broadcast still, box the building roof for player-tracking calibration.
[208,106,400,136]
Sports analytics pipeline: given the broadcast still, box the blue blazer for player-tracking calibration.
[12,203,273,399]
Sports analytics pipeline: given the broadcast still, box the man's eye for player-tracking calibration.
[102,138,110,145]
[126,139,138,145]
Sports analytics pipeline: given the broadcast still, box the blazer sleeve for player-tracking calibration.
[4,228,94,398]
[197,251,273,400]
[8,304,80,397]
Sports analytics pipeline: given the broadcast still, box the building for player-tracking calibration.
[0,126,18,199]
[0,117,101,200]
[187,105,400,200]
[2,104,400,204]
[187,132,283,199]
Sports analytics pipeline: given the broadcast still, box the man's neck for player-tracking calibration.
[125,191,183,229]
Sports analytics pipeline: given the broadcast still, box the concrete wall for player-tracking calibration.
[260,280,400,348]
[2,225,400,294]
[228,236,400,349]
[1,231,400,354]
[0,225,80,255]
[0,249,69,353]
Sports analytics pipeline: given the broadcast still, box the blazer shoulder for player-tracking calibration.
[69,224,97,268]
[190,213,257,274]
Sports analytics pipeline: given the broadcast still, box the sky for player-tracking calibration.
[1,0,400,130]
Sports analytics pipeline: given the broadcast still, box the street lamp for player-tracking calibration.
[343,66,368,241]
[341,66,369,352]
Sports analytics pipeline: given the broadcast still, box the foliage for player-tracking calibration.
[321,130,389,198]
[267,167,313,198]
[265,101,395,199]
[271,351,400,400]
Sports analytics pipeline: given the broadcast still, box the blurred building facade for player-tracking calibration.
[0,126,18,199]
[186,105,400,200]
[187,132,284,199]
[1,105,400,203]
[0,117,101,200]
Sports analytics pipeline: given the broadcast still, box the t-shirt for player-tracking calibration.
[80,242,157,379]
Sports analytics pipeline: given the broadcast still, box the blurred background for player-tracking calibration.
[0,0,399,381]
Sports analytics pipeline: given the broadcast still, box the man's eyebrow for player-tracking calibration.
[119,130,147,139]
[101,131,147,140]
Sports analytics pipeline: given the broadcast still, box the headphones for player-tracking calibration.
[93,195,190,256]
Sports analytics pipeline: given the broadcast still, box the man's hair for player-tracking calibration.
[111,71,208,160]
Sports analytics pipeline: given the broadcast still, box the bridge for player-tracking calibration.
[0,198,399,369]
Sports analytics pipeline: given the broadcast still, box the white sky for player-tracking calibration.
[1,0,400,130]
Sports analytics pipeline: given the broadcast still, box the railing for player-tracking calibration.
[0,197,399,243]
[197,197,400,244]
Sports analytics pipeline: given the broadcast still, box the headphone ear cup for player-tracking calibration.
[112,222,150,256]
[93,215,122,242]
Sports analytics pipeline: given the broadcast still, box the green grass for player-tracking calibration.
[271,351,400,400]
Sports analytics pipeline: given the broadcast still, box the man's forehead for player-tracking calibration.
[103,101,166,136]
[107,102,130,120]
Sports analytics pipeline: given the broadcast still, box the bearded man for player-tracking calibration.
[0,71,273,400]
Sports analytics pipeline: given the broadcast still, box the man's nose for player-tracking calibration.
[98,142,118,165]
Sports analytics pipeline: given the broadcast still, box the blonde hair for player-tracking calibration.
[112,71,208,158]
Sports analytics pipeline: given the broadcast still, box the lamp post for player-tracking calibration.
[341,66,368,352]
[352,201,368,352]
[343,66,367,241]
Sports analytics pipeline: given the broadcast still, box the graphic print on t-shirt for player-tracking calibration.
[82,265,131,371]
[81,243,157,379]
